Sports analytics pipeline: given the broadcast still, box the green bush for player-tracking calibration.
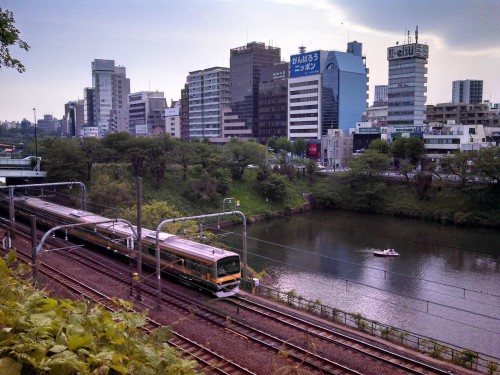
[0,250,198,375]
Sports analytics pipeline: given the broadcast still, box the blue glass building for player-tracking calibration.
[288,41,367,141]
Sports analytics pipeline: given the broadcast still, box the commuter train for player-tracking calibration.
[9,196,241,297]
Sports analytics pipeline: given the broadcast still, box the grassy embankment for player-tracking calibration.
[136,168,312,221]
[92,164,500,228]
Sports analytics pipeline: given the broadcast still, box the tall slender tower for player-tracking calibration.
[387,28,428,129]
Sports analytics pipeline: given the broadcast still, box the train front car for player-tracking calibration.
[213,253,241,297]
[159,234,242,297]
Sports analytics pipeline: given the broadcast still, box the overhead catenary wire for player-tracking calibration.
[219,227,500,302]
[219,241,500,335]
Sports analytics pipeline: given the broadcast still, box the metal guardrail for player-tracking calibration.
[244,280,499,374]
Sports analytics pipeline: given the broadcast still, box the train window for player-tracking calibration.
[217,256,241,277]
[192,261,202,272]
[176,256,185,267]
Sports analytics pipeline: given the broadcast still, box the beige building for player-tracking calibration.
[426,102,499,127]
[321,129,353,169]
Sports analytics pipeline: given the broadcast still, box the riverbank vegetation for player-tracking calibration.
[22,134,500,229]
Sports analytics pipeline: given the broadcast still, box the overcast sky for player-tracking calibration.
[1,0,499,122]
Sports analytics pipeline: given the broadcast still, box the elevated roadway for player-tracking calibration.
[0,157,47,179]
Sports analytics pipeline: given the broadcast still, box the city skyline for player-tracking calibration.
[1,0,499,122]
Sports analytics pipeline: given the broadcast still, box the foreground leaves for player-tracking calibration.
[0,251,198,374]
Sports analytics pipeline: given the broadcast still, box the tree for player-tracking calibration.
[398,159,414,184]
[348,149,390,178]
[191,140,217,171]
[346,149,390,212]
[292,138,307,157]
[224,139,263,180]
[171,140,195,180]
[126,138,155,178]
[40,138,86,182]
[368,139,391,154]
[474,146,500,184]
[258,173,289,202]
[145,138,170,189]
[101,132,134,163]
[81,137,107,181]
[274,136,292,155]
[441,151,477,187]
[122,199,183,232]
[88,174,133,215]
[0,8,30,72]
[391,137,426,167]
[305,159,317,186]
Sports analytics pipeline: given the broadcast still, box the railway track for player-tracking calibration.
[8,227,255,375]
[38,245,454,374]
[29,241,361,374]
[227,296,456,375]
[6,222,469,374]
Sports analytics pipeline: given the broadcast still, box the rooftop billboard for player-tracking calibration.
[387,43,429,60]
[290,50,320,78]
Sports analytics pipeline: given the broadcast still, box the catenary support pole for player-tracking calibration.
[136,177,142,300]
[31,215,38,284]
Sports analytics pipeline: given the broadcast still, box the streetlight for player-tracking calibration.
[32,108,38,160]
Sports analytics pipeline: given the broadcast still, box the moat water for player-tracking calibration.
[222,209,500,358]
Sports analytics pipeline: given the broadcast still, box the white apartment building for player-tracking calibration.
[288,74,322,141]
[165,102,181,138]
[424,122,488,158]
[187,67,230,140]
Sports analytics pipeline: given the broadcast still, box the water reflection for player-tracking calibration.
[222,209,500,357]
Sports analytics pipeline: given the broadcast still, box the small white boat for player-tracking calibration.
[373,248,399,257]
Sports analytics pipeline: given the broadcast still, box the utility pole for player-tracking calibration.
[135,177,142,300]
[30,215,38,285]
[32,108,38,161]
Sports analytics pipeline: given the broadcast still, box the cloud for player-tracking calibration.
[330,0,500,51]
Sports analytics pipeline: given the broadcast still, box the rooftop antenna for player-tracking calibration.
[415,25,419,43]
[299,45,306,54]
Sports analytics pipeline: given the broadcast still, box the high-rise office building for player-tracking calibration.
[452,79,483,104]
[83,87,94,127]
[64,100,84,136]
[91,59,130,137]
[187,66,230,140]
[387,34,429,129]
[180,83,190,141]
[258,62,289,143]
[288,41,368,141]
[374,85,388,104]
[128,91,167,136]
[230,42,281,139]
